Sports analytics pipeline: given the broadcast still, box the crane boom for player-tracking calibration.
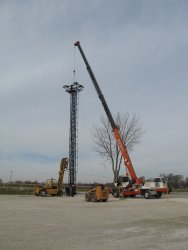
[74,41,138,183]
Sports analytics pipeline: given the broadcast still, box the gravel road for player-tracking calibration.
[0,192,188,250]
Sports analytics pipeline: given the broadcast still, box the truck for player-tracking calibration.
[74,41,168,199]
[34,158,68,197]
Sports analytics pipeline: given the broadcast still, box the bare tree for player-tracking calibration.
[91,112,144,182]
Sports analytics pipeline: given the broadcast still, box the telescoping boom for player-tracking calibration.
[74,41,141,185]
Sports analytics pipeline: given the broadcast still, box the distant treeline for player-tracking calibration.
[0,174,188,189]
[158,174,188,189]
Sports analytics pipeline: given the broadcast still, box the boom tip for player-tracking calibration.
[74,41,80,46]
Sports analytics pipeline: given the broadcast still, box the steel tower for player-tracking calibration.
[63,82,83,196]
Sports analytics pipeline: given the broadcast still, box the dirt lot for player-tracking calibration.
[0,192,188,250]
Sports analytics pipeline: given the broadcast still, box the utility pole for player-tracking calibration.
[9,170,13,184]
[63,82,83,196]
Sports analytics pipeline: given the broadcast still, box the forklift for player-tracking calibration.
[34,158,68,197]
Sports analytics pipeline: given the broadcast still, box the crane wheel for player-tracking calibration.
[113,190,119,198]
[144,191,151,199]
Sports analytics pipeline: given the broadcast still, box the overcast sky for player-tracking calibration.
[0,0,187,183]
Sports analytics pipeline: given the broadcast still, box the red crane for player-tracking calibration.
[75,41,169,199]
[74,41,142,186]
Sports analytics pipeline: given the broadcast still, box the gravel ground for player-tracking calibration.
[0,192,188,250]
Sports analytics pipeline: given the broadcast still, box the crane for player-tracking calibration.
[74,41,168,199]
[74,41,141,185]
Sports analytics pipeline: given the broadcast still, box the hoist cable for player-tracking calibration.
[73,45,76,82]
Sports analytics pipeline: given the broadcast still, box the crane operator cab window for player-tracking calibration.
[154,177,166,184]
[154,177,167,188]
[117,176,130,188]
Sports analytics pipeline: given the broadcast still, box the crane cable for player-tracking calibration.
[73,45,76,82]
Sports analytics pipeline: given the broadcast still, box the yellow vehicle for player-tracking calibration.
[85,185,109,202]
[34,158,68,197]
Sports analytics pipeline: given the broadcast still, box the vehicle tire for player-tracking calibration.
[144,190,150,199]
[102,199,107,202]
[113,190,119,198]
[35,193,39,196]
[57,190,63,196]
[40,190,47,197]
